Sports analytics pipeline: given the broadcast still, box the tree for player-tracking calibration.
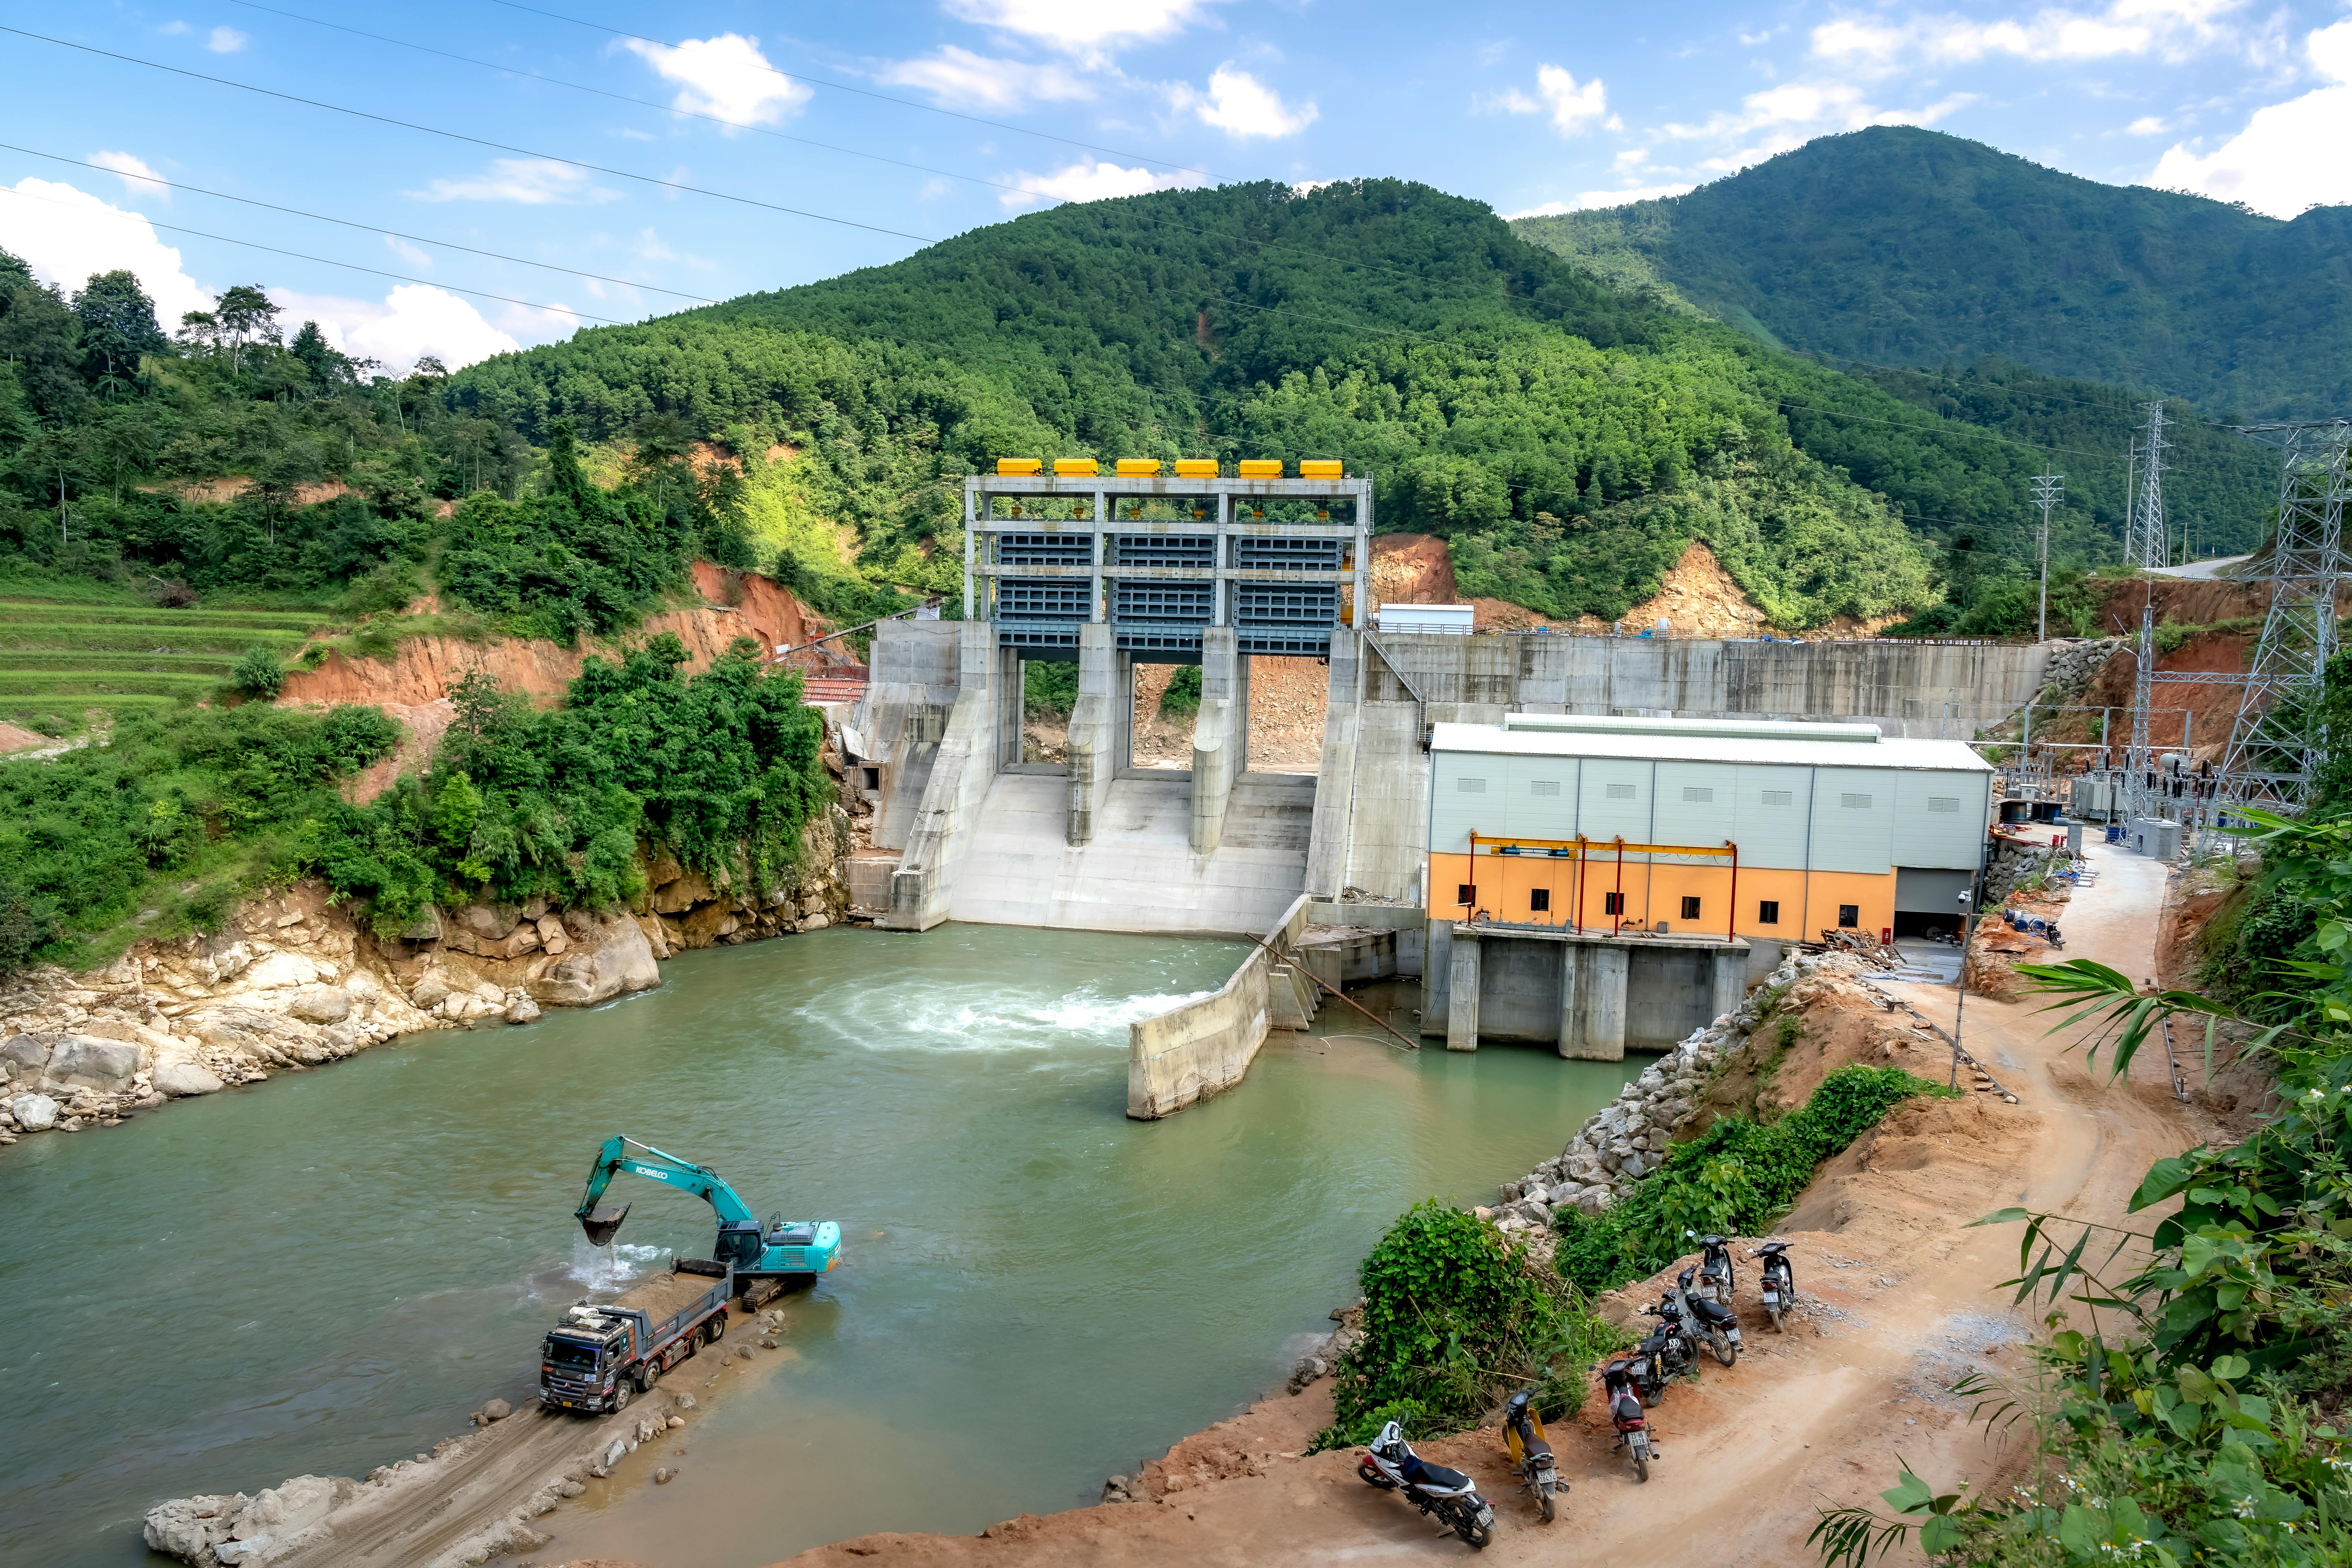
[287,319,348,393]
[627,409,698,510]
[213,284,281,374]
[71,269,167,388]
[89,404,162,504]
[0,250,87,419]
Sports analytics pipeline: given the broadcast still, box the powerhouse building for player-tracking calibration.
[1426,713,1995,946]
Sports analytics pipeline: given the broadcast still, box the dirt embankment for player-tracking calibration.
[279,563,835,710]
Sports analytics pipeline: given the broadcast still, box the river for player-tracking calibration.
[0,925,1641,1566]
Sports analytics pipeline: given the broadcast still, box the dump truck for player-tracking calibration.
[540,1258,730,1414]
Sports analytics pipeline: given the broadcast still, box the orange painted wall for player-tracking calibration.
[1427,853,1897,941]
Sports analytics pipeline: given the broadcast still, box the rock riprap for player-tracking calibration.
[1487,951,1851,1232]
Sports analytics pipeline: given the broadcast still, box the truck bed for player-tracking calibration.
[610,1268,724,1322]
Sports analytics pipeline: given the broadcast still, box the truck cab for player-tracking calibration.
[540,1307,637,1413]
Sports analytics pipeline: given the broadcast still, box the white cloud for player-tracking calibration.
[2148,19,2352,216]
[944,0,1212,56]
[997,158,1198,209]
[2126,114,2170,133]
[160,20,189,35]
[384,235,432,269]
[206,26,246,52]
[1535,64,1608,135]
[875,45,1097,110]
[1657,80,1976,172]
[269,284,534,374]
[88,150,167,201]
[1505,184,1696,218]
[622,33,811,128]
[1175,65,1317,139]
[1811,0,2251,74]
[410,158,622,205]
[1472,87,1542,115]
[0,177,211,323]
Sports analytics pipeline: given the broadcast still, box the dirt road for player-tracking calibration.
[754,842,2219,1568]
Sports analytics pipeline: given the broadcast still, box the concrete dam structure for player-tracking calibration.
[849,621,2051,935]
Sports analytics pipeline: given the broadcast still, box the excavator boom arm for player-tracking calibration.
[575,1135,761,1246]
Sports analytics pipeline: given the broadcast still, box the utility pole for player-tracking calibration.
[2030,471,2064,642]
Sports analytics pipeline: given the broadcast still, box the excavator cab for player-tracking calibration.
[581,1203,631,1247]
[715,1217,766,1270]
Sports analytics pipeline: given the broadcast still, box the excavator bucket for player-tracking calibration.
[581,1203,631,1247]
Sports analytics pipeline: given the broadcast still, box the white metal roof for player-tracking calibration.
[1432,716,1994,773]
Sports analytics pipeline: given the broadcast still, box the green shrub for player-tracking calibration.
[0,874,55,982]
[1159,664,1202,718]
[1316,1199,1622,1451]
[341,561,424,618]
[1554,1065,1944,1293]
[232,644,284,698]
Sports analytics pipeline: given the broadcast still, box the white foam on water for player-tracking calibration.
[883,985,1216,1051]
[568,1237,670,1290]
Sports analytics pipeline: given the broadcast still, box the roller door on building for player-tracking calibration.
[1894,867,1975,914]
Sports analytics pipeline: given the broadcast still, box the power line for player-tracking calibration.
[0,143,718,305]
[0,183,638,326]
[1,27,940,246]
[476,0,1212,179]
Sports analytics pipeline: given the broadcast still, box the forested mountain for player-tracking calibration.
[1512,127,2352,422]
[451,178,2274,627]
[0,175,2285,647]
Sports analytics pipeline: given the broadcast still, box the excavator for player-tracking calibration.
[575,1135,841,1291]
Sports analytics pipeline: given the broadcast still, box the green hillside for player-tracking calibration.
[1512,126,2352,422]
[452,178,2274,629]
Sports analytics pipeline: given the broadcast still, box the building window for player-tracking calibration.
[1606,782,1636,799]
[1681,786,1714,802]
[1456,884,1476,906]
[1457,777,1487,793]
[1758,899,1780,925]
[1838,904,1860,928]
[1603,892,1624,916]
[1530,889,1551,912]
[1928,796,1959,813]
[1680,895,1702,920]
[1840,792,1873,810]
[1760,789,1793,806]
[1529,779,1562,797]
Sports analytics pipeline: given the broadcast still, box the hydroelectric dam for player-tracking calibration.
[841,464,2052,1117]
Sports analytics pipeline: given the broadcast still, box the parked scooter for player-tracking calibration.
[1752,1241,1797,1331]
[1600,1359,1655,1482]
[1358,1420,1498,1549]
[1675,1265,1743,1366]
[1689,1231,1737,1309]
[1634,1289,1699,1400]
[1502,1390,1564,1521]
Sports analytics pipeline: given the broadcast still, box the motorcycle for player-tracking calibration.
[1358,1420,1498,1549]
[1635,1291,1698,1400]
[1690,1231,1737,1309]
[1752,1241,1797,1332]
[1675,1265,1743,1366]
[1600,1358,1655,1482]
[1502,1390,1564,1521]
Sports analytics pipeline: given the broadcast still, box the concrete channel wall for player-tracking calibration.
[1127,896,1312,1119]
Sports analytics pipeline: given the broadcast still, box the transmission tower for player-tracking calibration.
[2214,421,2352,808]
[2124,402,2171,821]
[2031,471,2064,643]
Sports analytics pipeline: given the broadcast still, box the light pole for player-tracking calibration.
[2030,472,2064,643]
[1951,886,1976,1089]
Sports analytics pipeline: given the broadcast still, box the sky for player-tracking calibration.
[1,0,2345,374]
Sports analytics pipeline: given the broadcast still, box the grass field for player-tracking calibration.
[0,596,335,734]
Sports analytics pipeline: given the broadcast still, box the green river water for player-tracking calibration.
[0,925,1640,1566]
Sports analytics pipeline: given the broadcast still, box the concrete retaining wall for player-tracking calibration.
[1127,895,1311,1119]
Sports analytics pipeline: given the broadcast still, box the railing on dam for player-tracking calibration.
[1125,893,1314,1120]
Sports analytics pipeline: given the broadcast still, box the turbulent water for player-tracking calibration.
[0,925,1640,1566]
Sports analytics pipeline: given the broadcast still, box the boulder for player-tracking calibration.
[530,914,660,1008]
[408,973,452,1010]
[240,951,322,991]
[504,995,542,1025]
[534,916,569,956]
[153,1062,226,1097]
[49,1035,141,1091]
[680,901,734,948]
[144,1493,247,1563]
[1,1034,54,1079]
[796,913,831,933]
[77,1017,179,1064]
[401,905,445,943]
[10,1093,59,1131]
[453,903,522,942]
[650,869,715,916]
[285,986,352,1025]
